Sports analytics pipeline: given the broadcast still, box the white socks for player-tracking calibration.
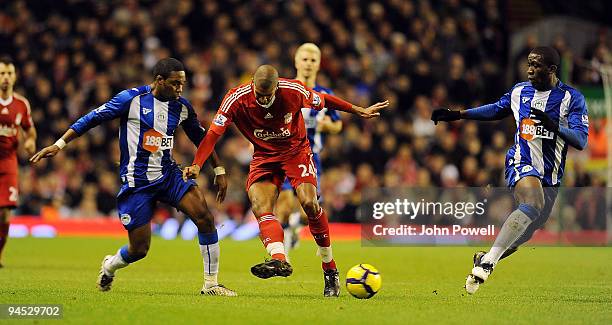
[266,241,286,257]
[204,274,218,288]
[103,250,129,276]
[317,246,333,263]
[288,212,301,228]
[200,243,220,289]
[483,209,533,265]
[283,228,293,262]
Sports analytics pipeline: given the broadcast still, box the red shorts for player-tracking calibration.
[246,150,318,192]
[0,173,18,208]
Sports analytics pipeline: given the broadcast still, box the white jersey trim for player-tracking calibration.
[126,96,141,187]
[146,98,168,182]
[528,89,551,176]
[510,85,524,182]
[279,82,309,98]
[220,85,251,113]
[552,90,571,184]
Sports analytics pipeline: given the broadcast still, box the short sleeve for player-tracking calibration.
[208,89,238,135]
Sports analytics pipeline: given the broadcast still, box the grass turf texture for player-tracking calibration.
[0,237,610,324]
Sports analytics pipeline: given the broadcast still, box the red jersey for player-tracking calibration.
[209,79,325,160]
[0,93,33,173]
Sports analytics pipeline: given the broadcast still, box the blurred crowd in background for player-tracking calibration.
[0,0,609,230]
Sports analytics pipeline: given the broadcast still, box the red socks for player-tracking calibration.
[257,213,286,261]
[308,208,337,271]
[308,208,331,247]
[257,208,335,270]
[322,260,337,271]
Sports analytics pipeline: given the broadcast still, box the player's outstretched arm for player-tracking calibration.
[321,93,389,118]
[29,129,79,163]
[432,92,511,124]
[431,108,461,124]
[432,104,512,124]
[31,88,136,163]
[354,100,390,118]
[183,130,222,181]
[179,103,228,202]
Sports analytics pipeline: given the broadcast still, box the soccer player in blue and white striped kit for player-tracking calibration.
[30,58,237,296]
[432,46,588,294]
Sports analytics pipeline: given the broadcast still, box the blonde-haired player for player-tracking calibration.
[275,43,342,263]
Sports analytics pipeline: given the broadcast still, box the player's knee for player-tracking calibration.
[188,197,214,223]
[518,196,544,212]
[530,195,544,211]
[516,188,544,212]
[193,215,215,233]
[192,202,213,220]
[251,202,274,218]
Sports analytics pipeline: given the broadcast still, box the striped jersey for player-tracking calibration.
[490,81,588,186]
[301,85,340,154]
[70,85,206,190]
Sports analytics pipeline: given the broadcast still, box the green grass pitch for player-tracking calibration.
[0,237,610,324]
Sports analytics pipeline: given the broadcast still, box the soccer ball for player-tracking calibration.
[345,264,382,299]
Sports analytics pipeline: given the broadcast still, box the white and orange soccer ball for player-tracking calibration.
[345,264,382,299]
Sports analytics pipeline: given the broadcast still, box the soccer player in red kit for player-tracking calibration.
[183,65,388,296]
[0,57,37,267]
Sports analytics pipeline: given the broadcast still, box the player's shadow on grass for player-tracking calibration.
[254,292,339,300]
[115,289,198,297]
[114,290,328,299]
[3,264,92,272]
[558,297,612,304]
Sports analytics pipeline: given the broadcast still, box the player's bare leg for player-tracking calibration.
[466,176,543,294]
[98,222,151,291]
[275,189,301,260]
[178,186,236,296]
[497,186,559,261]
[249,181,293,278]
[0,208,10,268]
[296,182,339,297]
[290,206,308,249]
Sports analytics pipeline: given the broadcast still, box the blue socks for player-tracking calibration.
[198,230,219,245]
[119,245,146,264]
[518,203,540,221]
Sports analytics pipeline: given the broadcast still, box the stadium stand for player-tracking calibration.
[0,0,607,233]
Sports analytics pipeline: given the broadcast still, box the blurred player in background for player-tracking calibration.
[432,46,588,294]
[30,58,237,296]
[275,43,343,259]
[0,56,37,268]
[183,65,388,297]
